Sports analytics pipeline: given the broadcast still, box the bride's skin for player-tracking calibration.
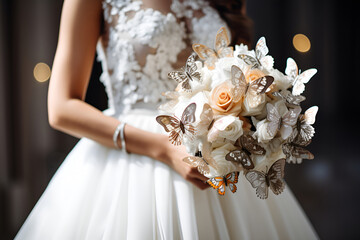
[48,0,209,189]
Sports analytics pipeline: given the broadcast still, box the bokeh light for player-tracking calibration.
[293,34,311,53]
[33,62,51,82]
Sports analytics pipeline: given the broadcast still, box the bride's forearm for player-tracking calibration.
[48,98,170,162]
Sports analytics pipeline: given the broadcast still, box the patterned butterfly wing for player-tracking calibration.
[225,172,239,193]
[156,115,183,145]
[240,134,266,155]
[297,121,315,142]
[280,107,301,139]
[180,103,197,139]
[199,103,214,130]
[183,156,210,175]
[185,54,201,82]
[273,90,306,107]
[267,159,286,195]
[266,103,281,137]
[192,43,218,70]
[181,103,196,124]
[238,54,260,69]
[225,149,254,170]
[215,27,233,58]
[156,115,180,133]
[207,176,226,195]
[246,170,268,199]
[282,143,314,164]
[255,37,269,60]
[168,71,192,92]
[231,65,247,102]
[247,76,274,108]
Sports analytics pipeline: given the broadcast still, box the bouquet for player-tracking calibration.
[156,27,318,199]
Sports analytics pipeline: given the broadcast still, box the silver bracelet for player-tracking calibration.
[113,122,126,151]
[120,122,127,152]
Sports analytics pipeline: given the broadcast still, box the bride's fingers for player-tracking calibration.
[190,177,210,190]
[187,166,209,182]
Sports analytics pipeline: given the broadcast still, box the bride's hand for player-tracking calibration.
[155,135,210,190]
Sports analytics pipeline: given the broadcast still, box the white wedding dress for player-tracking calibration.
[15,0,318,239]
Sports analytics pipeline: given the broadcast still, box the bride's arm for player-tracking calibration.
[48,0,209,189]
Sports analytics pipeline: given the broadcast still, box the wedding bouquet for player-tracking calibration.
[156,27,318,199]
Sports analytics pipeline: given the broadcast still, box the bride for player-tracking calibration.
[15,0,318,239]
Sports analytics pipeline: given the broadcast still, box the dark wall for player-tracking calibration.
[0,0,358,239]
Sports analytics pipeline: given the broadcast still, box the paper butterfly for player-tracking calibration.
[207,171,239,195]
[183,149,218,176]
[198,104,235,141]
[282,129,314,164]
[266,103,301,139]
[245,158,286,199]
[231,65,274,108]
[238,37,274,69]
[156,103,196,145]
[272,90,306,108]
[168,54,201,92]
[296,106,318,141]
[225,134,266,170]
[192,27,233,70]
[285,57,317,96]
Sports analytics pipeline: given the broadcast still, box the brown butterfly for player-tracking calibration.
[156,103,196,145]
[266,103,301,139]
[192,27,233,70]
[295,106,318,142]
[245,158,286,199]
[272,90,306,108]
[231,65,274,108]
[225,134,266,170]
[282,127,314,164]
[183,149,218,176]
[168,54,201,92]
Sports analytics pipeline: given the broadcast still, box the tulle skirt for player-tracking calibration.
[15,108,318,240]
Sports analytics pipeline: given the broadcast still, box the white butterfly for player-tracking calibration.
[266,103,301,139]
[285,57,317,96]
[238,37,274,69]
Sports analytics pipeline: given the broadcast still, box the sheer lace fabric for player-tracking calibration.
[97,0,227,115]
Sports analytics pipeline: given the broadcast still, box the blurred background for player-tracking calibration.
[0,0,359,239]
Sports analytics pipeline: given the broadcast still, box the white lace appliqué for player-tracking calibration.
[97,0,228,116]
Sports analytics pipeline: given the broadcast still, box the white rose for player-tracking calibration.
[241,96,266,116]
[217,117,244,142]
[210,143,238,177]
[253,119,273,143]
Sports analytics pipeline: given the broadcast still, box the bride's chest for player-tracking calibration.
[102,0,228,49]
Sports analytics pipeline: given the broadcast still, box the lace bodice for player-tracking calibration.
[97,0,228,116]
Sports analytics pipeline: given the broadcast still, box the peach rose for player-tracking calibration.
[245,68,265,83]
[209,81,242,115]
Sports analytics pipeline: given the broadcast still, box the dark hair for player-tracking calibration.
[208,0,253,47]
